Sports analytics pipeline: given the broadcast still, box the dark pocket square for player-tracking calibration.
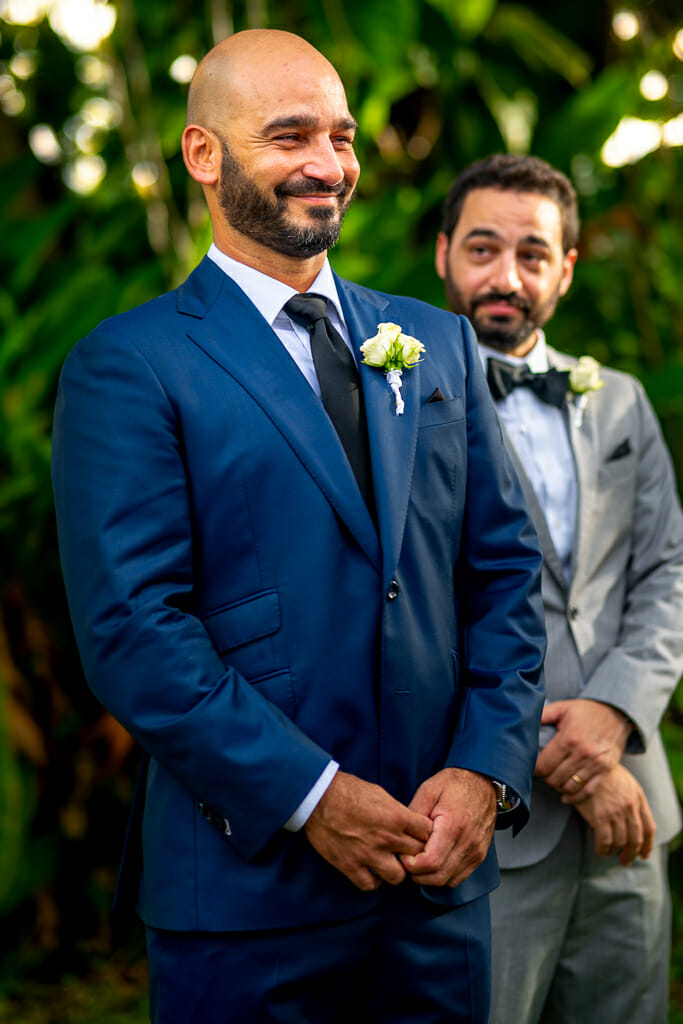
[606,438,632,462]
[426,387,446,404]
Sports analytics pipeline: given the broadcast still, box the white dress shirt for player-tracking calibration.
[479,333,577,582]
[207,243,341,830]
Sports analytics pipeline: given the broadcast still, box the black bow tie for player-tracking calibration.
[486,358,570,408]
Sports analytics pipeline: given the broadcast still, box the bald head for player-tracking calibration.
[182,30,359,284]
[187,30,342,132]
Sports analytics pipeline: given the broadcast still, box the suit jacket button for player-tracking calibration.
[569,606,579,620]
[387,580,399,600]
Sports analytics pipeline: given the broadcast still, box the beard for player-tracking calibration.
[217,142,355,258]
[444,274,562,353]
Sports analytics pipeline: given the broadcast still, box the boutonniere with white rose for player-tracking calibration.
[568,355,604,427]
[360,322,425,415]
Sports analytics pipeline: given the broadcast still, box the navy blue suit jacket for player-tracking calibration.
[52,257,546,932]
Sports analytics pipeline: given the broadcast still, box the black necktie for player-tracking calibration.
[487,357,570,408]
[284,293,373,506]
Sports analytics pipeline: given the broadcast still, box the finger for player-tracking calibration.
[345,864,384,892]
[540,701,567,725]
[609,816,627,855]
[593,822,614,857]
[391,832,430,858]
[402,816,455,878]
[638,799,656,861]
[401,807,434,843]
[619,808,644,866]
[410,840,484,889]
[368,853,407,887]
[557,765,596,796]
[534,740,564,779]
[577,771,603,797]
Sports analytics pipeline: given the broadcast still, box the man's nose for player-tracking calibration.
[490,255,523,293]
[301,137,345,185]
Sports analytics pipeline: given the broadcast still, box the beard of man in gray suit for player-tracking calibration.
[435,153,683,1024]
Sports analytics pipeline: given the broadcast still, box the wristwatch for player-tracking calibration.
[491,780,519,815]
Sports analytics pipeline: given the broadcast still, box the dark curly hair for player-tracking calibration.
[441,154,579,253]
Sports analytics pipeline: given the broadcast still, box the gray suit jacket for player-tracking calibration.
[495,346,683,868]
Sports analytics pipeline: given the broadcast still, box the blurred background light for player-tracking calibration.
[62,153,105,193]
[612,10,640,41]
[80,95,120,128]
[662,113,683,146]
[1,83,25,113]
[48,0,116,52]
[674,29,683,61]
[640,70,668,101]
[28,122,61,162]
[601,116,662,166]
[9,50,36,78]
[0,0,50,25]
[76,54,113,86]
[169,54,197,84]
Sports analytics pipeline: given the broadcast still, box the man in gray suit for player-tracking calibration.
[435,153,683,1023]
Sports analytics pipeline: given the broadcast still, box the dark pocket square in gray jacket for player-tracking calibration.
[606,438,632,462]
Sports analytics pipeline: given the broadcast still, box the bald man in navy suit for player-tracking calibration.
[52,33,545,1024]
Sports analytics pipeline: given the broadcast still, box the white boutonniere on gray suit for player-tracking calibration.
[568,355,604,427]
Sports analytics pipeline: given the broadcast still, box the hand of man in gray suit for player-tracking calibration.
[566,764,656,866]
[535,698,632,796]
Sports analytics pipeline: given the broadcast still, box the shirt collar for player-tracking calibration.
[207,243,345,328]
[478,330,549,374]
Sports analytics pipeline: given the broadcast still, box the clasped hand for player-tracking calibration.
[535,698,631,797]
[304,768,496,892]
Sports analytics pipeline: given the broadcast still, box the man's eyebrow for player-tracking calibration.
[462,228,551,249]
[261,114,358,134]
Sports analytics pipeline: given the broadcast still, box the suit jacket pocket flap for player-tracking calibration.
[419,395,464,427]
[203,590,281,653]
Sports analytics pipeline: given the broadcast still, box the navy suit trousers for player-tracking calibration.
[146,882,491,1023]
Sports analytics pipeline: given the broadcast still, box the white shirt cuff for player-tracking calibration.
[283,760,340,831]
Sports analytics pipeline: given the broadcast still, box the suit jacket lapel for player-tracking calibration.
[337,278,421,590]
[179,259,381,569]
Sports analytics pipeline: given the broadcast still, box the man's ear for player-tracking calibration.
[435,231,449,281]
[559,248,578,298]
[182,125,221,186]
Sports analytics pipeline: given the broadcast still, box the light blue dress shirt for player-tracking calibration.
[207,243,341,830]
[479,333,577,583]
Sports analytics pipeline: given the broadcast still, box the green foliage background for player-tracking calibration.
[1,0,683,1016]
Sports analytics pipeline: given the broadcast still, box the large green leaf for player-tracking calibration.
[485,5,592,87]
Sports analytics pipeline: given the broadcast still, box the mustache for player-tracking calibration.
[275,177,350,199]
[472,291,531,315]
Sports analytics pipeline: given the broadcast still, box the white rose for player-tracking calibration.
[569,355,604,394]
[399,333,425,366]
[360,324,397,367]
